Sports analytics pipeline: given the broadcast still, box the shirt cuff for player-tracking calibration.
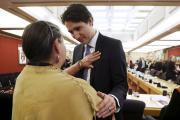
[109,94,120,113]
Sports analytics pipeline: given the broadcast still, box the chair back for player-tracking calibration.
[175,75,180,85]
[159,72,167,80]
[155,71,162,78]
[122,99,145,120]
[0,93,13,120]
[150,69,157,76]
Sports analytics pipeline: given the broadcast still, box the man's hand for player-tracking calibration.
[96,91,116,118]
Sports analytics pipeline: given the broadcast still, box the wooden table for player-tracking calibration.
[128,72,180,95]
[127,71,180,116]
[127,94,170,116]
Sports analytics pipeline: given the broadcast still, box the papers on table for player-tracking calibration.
[127,94,170,109]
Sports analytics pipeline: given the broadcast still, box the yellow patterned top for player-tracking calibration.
[12,65,101,120]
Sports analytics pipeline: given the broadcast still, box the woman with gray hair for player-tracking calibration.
[12,21,102,120]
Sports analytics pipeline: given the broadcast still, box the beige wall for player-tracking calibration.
[126,52,148,63]
[126,49,165,64]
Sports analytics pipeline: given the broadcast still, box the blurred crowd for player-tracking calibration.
[128,57,180,84]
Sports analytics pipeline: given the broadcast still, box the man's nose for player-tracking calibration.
[73,31,80,40]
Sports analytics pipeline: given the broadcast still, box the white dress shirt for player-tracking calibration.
[83,30,99,83]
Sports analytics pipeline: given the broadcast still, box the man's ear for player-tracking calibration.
[88,18,93,26]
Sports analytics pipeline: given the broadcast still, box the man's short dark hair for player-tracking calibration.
[22,21,61,63]
[61,4,93,24]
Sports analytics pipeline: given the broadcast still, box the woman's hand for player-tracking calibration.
[81,51,101,68]
[64,51,101,75]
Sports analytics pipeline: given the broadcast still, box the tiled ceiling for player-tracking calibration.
[17,6,155,51]
[87,6,154,33]
[1,6,180,53]
[48,6,154,42]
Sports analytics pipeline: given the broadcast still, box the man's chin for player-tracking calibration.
[78,40,85,44]
[77,39,88,44]
[82,41,89,44]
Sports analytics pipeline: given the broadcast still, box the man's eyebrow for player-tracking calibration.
[74,26,80,30]
[68,30,72,34]
[68,26,81,34]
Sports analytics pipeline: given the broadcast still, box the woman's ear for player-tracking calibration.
[52,39,61,64]
[53,39,61,55]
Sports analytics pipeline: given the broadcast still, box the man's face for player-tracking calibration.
[65,21,93,44]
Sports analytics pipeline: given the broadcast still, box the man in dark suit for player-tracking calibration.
[61,4,128,120]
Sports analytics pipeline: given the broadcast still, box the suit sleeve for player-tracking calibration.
[109,40,128,107]
[72,46,79,64]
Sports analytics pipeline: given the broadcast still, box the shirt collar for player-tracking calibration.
[87,30,99,48]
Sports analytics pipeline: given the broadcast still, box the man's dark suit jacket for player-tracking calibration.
[72,33,128,120]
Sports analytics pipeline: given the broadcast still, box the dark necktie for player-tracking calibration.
[82,45,91,80]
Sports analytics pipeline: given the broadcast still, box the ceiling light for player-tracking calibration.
[129,18,144,23]
[94,24,109,30]
[125,28,136,31]
[94,19,108,24]
[88,6,107,11]
[133,12,149,18]
[113,12,128,18]
[113,6,133,11]
[19,7,52,20]
[135,6,154,11]
[91,11,107,18]
[0,8,30,28]
[3,30,24,36]
[149,40,180,46]
[19,6,79,44]
[127,23,139,27]
[161,31,180,40]
[111,19,127,23]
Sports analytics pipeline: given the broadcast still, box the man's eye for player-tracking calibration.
[69,31,73,34]
[75,27,80,31]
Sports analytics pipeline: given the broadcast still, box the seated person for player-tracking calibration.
[166,61,177,81]
[12,21,103,120]
[129,60,135,69]
[159,87,180,120]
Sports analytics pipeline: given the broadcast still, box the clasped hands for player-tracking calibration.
[96,92,116,118]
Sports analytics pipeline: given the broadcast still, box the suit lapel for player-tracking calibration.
[95,33,104,52]
[90,33,104,85]
[76,44,84,61]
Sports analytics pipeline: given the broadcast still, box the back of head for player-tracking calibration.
[22,21,61,63]
[61,4,93,24]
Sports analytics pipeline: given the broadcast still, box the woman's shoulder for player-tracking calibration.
[61,72,101,102]
[60,72,92,89]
